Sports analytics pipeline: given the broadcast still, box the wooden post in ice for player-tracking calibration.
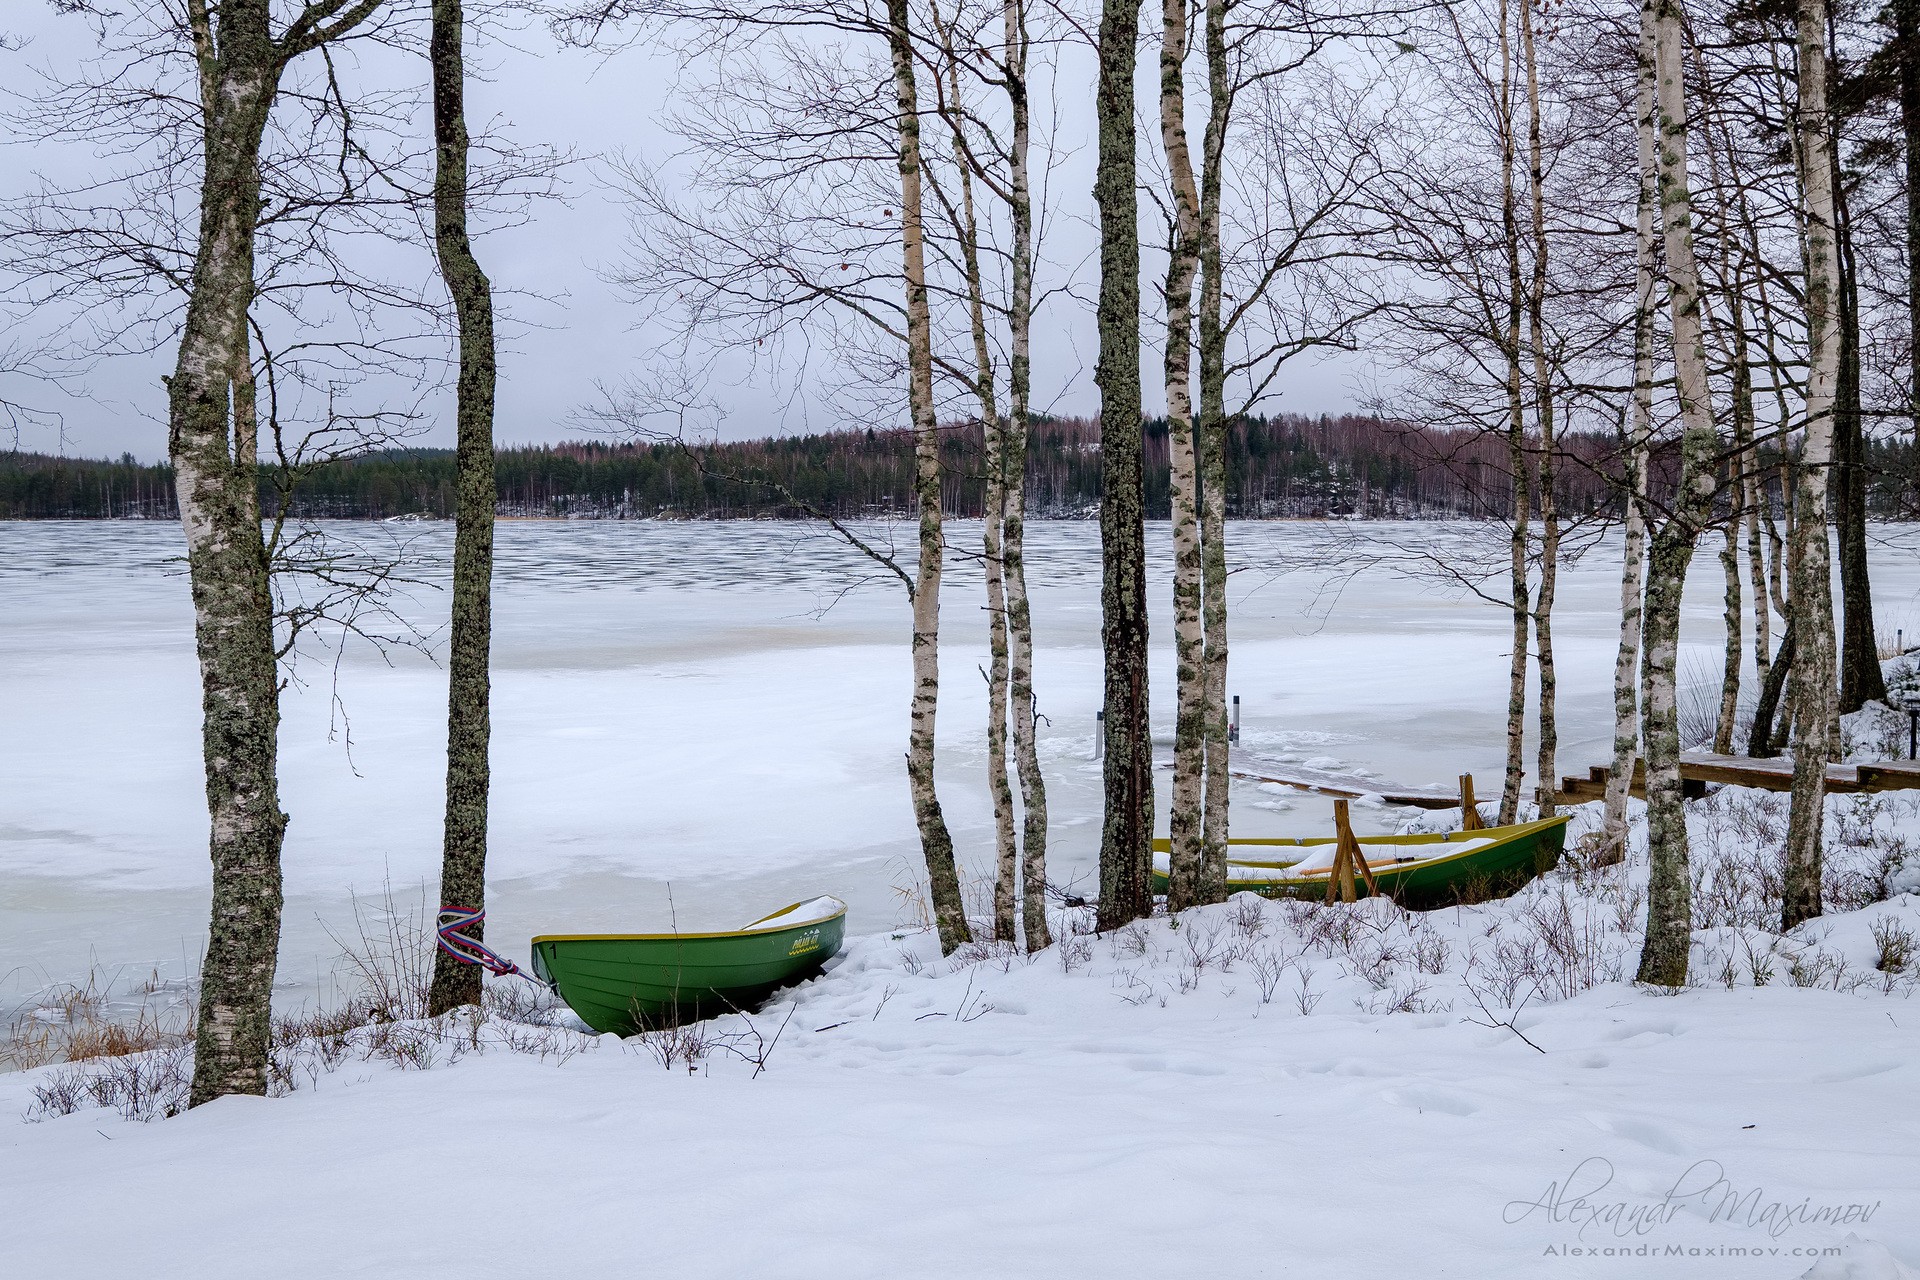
[1324,798,1378,904]
[1458,774,1485,831]
[1229,695,1240,745]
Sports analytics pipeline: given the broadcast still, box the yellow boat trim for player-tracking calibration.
[1153,817,1568,879]
[532,898,848,945]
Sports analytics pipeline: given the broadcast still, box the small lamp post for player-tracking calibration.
[1904,692,1920,761]
[1095,708,1105,761]
[1230,695,1240,745]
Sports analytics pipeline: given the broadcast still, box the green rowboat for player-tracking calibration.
[531,896,848,1034]
[1151,816,1568,910]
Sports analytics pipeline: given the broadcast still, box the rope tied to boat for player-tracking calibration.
[435,905,543,985]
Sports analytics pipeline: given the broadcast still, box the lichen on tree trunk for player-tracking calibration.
[175,0,387,1107]
[426,0,500,1018]
[1093,0,1153,932]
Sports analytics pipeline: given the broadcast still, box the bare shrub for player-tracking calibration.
[1293,965,1324,1015]
[1113,968,1157,1007]
[949,939,1025,974]
[27,1044,194,1122]
[1871,916,1916,974]
[3,968,194,1072]
[1412,931,1451,975]
[1347,940,1400,991]
[485,977,562,1026]
[887,855,934,932]
[634,1010,713,1072]
[1247,948,1287,1004]
[1114,920,1153,959]
[323,877,434,1021]
[1057,923,1094,974]
[1229,894,1268,940]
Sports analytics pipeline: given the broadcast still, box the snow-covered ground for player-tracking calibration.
[1,813,1915,1277]
[3,520,1919,1276]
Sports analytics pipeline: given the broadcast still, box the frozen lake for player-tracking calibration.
[5,518,1919,1022]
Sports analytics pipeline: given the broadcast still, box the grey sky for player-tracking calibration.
[3,3,1363,462]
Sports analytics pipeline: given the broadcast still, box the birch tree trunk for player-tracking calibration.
[930,16,1019,943]
[888,0,969,953]
[1497,0,1532,828]
[1095,0,1154,931]
[1159,0,1210,911]
[1637,0,1721,987]
[1196,0,1231,891]
[176,0,384,1108]
[1003,0,1050,952]
[426,0,500,1018]
[1520,0,1557,818]
[1782,0,1842,932]
[1903,0,1920,498]
[1602,0,1659,867]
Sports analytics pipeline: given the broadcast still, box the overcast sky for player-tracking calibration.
[2,3,1365,462]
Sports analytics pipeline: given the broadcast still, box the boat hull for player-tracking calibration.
[532,905,847,1034]
[1151,816,1568,910]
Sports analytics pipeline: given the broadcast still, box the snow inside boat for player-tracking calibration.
[531,896,848,1034]
[1151,816,1569,909]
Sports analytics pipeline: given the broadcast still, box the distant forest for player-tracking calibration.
[5,413,1916,521]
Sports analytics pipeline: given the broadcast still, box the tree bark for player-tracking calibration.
[888,0,969,953]
[1497,0,1531,828]
[929,15,1018,944]
[1902,0,1920,503]
[1637,0,1719,988]
[1783,0,1842,932]
[1196,0,1231,894]
[1520,0,1557,818]
[177,20,284,1105]
[175,0,385,1107]
[1159,0,1209,911]
[1002,0,1050,953]
[1094,0,1153,931]
[426,0,500,1018]
[1602,4,1659,868]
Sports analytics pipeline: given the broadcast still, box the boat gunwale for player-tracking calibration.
[531,898,848,947]
[1153,817,1568,880]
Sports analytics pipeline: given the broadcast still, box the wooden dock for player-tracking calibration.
[1552,752,1920,805]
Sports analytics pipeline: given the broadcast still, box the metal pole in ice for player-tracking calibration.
[1230,695,1240,745]
[1095,709,1105,760]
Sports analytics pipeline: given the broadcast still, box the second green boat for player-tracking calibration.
[531,896,848,1035]
[1151,816,1569,910]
